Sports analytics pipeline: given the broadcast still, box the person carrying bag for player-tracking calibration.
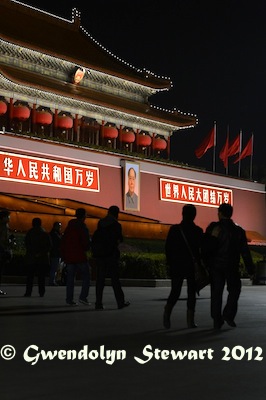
[179,228,210,295]
[164,204,204,329]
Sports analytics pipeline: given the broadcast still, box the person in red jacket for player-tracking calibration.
[61,208,91,306]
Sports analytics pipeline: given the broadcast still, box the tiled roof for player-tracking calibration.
[1,0,171,90]
[0,1,197,131]
[0,64,196,129]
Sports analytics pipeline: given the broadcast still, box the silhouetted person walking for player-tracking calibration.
[92,206,130,310]
[24,218,51,297]
[61,208,90,306]
[0,209,12,295]
[164,204,203,329]
[204,203,254,329]
[49,221,62,285]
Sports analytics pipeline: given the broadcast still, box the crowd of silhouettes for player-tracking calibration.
[0,203,255,329]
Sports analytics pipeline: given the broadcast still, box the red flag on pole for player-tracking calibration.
[195,128,215,159]
[227,134,240,157]
[219,134,229,168]
[233,135,253,163]
[220,133,241,168]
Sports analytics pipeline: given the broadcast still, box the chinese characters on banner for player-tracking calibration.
[160,178,233,207]
[0,152,100,192]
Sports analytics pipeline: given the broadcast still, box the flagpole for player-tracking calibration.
[213,121,216,172]
[250,133,254,180]
[226,125,229,175]
[238,129,242,177]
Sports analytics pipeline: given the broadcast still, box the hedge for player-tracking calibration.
[3,233,263,280]
[119,253,168,279]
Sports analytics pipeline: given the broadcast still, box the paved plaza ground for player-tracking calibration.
[0,282,266,400]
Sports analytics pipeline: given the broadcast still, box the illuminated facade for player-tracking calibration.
[0,0,265,242]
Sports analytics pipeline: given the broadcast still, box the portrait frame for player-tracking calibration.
[123,161,140,211]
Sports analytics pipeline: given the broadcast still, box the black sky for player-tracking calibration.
[16,0,266,178]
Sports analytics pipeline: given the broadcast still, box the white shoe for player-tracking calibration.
[79,298,91,306]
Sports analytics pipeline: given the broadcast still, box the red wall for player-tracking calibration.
[1,134,265,236]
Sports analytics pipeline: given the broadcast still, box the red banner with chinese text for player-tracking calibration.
[0,152,100,192]
[160,178,233,207]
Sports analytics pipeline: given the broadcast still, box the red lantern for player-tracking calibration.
[57,115,73,129]
[13,105,30,121]
[138,134,152,147]
[121,130,135,144]
[35,110,53,125]
[0,100,7,116]
[153,137,167,151]
[103,126,118,140]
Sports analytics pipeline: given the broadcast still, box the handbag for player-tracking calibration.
[193,259,210,294]
[179,228,210,294]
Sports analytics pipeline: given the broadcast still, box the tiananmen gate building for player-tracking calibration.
[0,0,265,244]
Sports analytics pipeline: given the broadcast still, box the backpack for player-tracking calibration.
[91,225,116,258]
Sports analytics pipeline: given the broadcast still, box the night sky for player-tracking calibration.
[14,0,266,179]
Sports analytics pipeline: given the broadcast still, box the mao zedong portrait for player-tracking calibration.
[125,167,139,210]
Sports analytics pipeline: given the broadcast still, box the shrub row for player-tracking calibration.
[119,253,168,279]
[3,235,263,280]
